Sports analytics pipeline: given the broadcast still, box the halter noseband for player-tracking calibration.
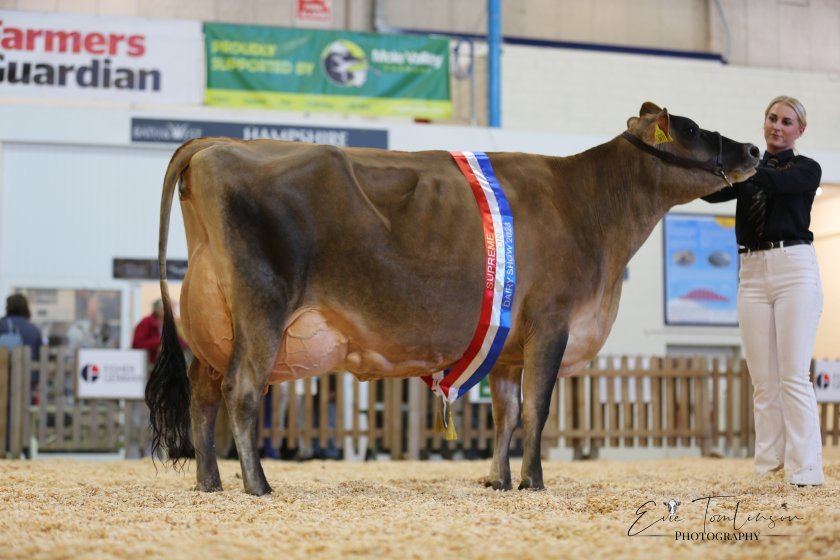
[620,130,733,188]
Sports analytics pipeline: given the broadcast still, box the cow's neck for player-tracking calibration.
[559,137,675,265]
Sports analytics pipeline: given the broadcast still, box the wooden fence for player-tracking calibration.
[251,355,767,460]
[0,346,149,459]
[3,347,839,460]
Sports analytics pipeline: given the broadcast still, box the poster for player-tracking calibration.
[663,213,739,326]
[204,23,451,119]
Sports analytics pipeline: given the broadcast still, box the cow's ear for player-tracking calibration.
[654,108,672,143]
[637,107,672,145]
[626,116,640,129]
[639,102,662,116]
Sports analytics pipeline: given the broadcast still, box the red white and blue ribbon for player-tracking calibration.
[422,151,516,403]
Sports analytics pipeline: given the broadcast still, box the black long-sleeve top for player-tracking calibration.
[702,149,821,247]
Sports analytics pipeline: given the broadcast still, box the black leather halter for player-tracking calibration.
[620,130,733,187]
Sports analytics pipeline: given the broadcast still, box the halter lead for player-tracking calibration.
[620,130,733,187]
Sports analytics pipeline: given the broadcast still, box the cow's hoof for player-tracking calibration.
[484,479,512,491]
[245,483,273,496]
[517,478,545,491]
[194,482,223,492]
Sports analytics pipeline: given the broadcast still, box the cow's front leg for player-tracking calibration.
[223,347,274,496]
[519,330,567,490]
[188,359,223,492]
[486,365,522,491]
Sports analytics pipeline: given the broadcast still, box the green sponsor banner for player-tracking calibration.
[204,23,451,119]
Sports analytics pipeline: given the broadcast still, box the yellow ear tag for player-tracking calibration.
[654,123,672,144]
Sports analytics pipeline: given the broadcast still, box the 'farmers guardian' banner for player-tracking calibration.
[204,23,451,119]
[0,10,202,103]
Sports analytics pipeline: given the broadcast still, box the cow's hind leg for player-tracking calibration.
[188,359,224,492]
[223,306,286,496]
[486,365,522,491]
[519,330,567,490]
[223,358,273,495]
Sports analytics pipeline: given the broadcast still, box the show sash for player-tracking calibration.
[421,151,516,403]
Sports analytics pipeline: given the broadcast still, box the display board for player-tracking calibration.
[663,213,739,326]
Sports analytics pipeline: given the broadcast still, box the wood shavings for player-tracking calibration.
[1,448,838,559]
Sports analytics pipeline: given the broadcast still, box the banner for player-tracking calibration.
[77,349,147,399]
[113,258,188,280]
[813,360,840,403]
[130,117,388,148]
[204,23,451,119]
[0,10,202,103]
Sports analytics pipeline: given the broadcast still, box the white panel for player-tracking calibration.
[660,0,708,51]
[779,3,812,69]
[556,0,593,42]
[1,142,185,286]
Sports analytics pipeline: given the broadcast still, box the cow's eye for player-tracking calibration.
[686,125,697,136]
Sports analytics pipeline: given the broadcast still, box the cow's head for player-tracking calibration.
[663,499,681,518]
[625,102,760,202]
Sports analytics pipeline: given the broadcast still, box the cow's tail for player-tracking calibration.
[145,138,225,467]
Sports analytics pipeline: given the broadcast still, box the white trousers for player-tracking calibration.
[738,244,824,485]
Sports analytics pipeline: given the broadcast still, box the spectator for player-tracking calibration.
[132,299,166,363]
[66,293,111,349]
[1,294,43,408]
[0,294,42,360]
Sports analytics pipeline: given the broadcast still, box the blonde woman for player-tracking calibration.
[704,96,824,486]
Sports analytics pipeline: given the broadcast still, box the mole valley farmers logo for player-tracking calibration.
[81,363,101,383]
[627,495,805,541]
[321,39,367,87]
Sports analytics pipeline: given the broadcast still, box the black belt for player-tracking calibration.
[738,240,811,254]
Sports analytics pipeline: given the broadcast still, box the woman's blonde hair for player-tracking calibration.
[765,95,807,129]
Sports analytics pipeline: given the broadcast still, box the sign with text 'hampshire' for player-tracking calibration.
[204,23,451,119]
[0,10,202,103]
[130,117,388,148]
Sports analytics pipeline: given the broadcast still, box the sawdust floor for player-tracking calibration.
[1,448,839,560]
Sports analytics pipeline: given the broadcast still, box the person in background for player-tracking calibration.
[703,95,824,486]
[66,294,111,349]
[1,294,44,407]
[0,294,43,360]
[132,299,166,364]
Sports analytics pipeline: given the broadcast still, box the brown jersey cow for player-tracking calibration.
[146,102,759,495]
